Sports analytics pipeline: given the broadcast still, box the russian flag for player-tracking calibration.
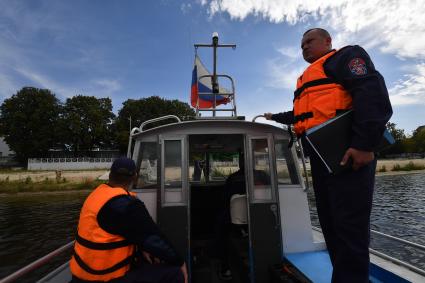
[191,55,230,108]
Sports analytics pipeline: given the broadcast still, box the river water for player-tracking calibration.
[0,173,424,282]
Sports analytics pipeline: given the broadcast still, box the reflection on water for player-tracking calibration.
[0,173,424,281]
[0,191,89,282]
[308,172,425,270]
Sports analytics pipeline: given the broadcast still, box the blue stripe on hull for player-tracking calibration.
[285,251,411,283]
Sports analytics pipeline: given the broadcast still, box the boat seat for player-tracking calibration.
[230,194,247,225]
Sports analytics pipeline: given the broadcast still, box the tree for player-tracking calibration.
[0,87,62,163]
[62,95,115,152]
[379,122,408,155]
[411,126,425,153]
[386,122,406,142]
[114,96,195,152]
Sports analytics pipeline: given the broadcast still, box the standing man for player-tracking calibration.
[265,28,392,282]
[70,157,188,283]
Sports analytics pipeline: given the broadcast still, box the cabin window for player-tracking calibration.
[274,139,300,185]
[163,139,183,203]
[251,138,273,201]
[189,152,241,183]
[209,152,240,182]
[137,142,158,189]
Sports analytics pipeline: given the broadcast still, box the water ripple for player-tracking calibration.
[308,172,425,270]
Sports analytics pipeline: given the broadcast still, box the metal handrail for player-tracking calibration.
[127,116,181,158]
[0,241,74,283]
[313,226,425,252]
[312,226,425,275]
[139,115,181,132]
[127,127,142,157]
[371,229,425,252]
[252,115,265,122]
[196,74,237,118]
[369,248,425,277]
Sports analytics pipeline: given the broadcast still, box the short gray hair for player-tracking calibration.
[303,28,331,39]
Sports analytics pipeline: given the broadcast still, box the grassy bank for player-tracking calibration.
[0,177,103,194]
[377,161,425,173]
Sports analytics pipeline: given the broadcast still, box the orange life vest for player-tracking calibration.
[70,184,136,281]
[293,50,352,136]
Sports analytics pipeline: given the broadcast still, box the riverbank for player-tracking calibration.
[0,159,424,194]
[0,169,108,183]
[0,169,107,194]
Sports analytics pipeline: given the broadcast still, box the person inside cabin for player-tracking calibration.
[70,157,188,283]
[264,28,392,282]
[214,152,246,281]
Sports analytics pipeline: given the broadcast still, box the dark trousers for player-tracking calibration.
[310,156,376,283]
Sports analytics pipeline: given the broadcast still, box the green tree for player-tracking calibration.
[0,87,62,163]
[62,95,115,152]
[386,122,406,142]
[380,122,407,155]
[114,96,195,152]
[411,126,425,153]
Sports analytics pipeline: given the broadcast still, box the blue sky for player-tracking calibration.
[0,0,424,134]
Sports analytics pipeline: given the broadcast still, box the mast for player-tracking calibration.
[194,32,237,118]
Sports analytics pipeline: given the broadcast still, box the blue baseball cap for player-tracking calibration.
[110,157,136,176]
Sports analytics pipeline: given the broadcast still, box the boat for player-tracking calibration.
[1,33,424,283]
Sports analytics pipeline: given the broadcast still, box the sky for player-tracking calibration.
[0,0,424,135]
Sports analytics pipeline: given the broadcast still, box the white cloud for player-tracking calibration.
[0,74,19,98]
[181,3,192,14]
[14,67,75,98]
[276,46,299,59]
[93,79,122,95]
[204,0,425,59]
[389,63,425,106]
[266,57,306,90]
[14,67,122,100]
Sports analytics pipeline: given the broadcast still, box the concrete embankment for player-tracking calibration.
[0,169,108,183]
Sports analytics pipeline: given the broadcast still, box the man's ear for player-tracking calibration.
[326,36,332,48]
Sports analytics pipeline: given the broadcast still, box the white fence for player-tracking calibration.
[28,157,115,171]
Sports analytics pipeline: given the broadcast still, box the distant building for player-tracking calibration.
[0,137,14,157]
[0,137,18,167]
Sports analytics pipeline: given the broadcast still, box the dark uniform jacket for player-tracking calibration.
[97,194,184,266]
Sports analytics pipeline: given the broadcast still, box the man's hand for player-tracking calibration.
[340,148,374,171]
[264,113,273,120]
[181,263,188,283]
[141,251,160,264]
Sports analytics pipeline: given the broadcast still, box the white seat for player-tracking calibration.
[230,194,247,225]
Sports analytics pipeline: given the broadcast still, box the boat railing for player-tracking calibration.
[0,241,74,283]
[139,115,182,132]
[312,226,425,276]
[196,74,237,118]
[127,115,182,157]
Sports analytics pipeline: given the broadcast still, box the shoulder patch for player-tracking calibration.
[348,58,367,75]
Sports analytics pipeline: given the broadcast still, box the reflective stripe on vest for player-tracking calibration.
[293,50,352,136]
[70,184,136,281]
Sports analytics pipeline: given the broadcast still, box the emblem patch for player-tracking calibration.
[348,58,367,75]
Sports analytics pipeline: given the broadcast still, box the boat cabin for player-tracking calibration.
[128,116,321,282]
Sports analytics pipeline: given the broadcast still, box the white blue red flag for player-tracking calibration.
[191,55,230,108]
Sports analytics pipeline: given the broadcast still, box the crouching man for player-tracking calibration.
[70,157,187,283]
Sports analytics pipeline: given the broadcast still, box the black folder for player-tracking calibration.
[305,110,395,174]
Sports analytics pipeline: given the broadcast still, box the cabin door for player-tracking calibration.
[158,135,189,262]
[246,135,282,282]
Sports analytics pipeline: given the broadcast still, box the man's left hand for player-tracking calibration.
[142,251,161,264]
[340,148,374,171]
